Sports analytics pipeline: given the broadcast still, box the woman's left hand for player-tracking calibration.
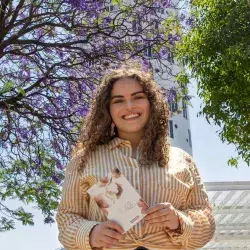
[144,202,180,230]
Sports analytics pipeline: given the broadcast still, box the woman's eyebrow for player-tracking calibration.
[111,91,144,100]
[131,91,144,96]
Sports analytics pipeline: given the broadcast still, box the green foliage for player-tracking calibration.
[0,81,15,95]
[177,0,250,167]
[0,217,15,232]
[0,143,63,230]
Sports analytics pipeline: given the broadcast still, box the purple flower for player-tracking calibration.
[162,0,172,8]
[142,59,149,72]
[47,107,55,115]
[168,34,181,45]
[58,51,64,59]
[17,128,29,140]
[52,174,61,184]
[186,17,194,26]
[168,87,177,103]
[56,160,64,170]
[104,17,112,24]
[20,12,26,19]
[39,186,45,192]
[160,48,167,56]
[76,106,89,117]
[1,142,8,149]
[180,13,186,20]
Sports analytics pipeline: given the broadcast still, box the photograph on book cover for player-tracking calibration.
[87,168,148,232]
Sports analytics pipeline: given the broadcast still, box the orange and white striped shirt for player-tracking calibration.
[56,137,215,250]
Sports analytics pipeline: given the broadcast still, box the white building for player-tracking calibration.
[147,0,193,156]
[202,181,250,250]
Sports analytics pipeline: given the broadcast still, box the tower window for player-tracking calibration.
[169,120,174,138]
[182,100,188,119]
[170,101,178,113]
[188,129,192,148]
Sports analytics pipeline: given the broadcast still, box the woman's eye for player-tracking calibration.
[134,95,144,99]
[113,99,123,103]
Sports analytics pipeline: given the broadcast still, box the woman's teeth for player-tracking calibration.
[123,113,140,120]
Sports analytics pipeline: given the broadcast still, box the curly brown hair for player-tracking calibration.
[74,64,170,169]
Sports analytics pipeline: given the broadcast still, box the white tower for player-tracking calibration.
[148,1,193,156]
[151,60,193,156]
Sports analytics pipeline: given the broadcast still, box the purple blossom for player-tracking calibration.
[168,87,177,103]
[78,83,88,91]
[17,128,29,140]
[54,97,63,106]
[180,13,186,20]
[1,0,179,220]
[1,142,8,149]
[52,174,62,185]
[76,106,89,117]
[162,0,172,8]
[31,128,37,136]
[19,12,26,19]
[46,106,55,115]
[44,48,53,54]
[142,59,149,72]
[39,186,45,192]
[186,17,194,26]
[66,0,84,8]
[168,34,181,45]
[160,48,167,57]
[104,17,112,24]
[56,161,64,170]
[36,29,43,38]
[57,51,64,59]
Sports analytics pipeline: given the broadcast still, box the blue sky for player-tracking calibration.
[1,83,249,250]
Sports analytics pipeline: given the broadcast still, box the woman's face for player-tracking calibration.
[109,77,150,139]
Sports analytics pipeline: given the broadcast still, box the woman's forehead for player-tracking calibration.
[111,78,143,95]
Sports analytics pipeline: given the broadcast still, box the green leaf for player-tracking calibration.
[0,81,15,94]
[17,87,26,96]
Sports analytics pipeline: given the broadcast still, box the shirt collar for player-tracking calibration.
[108,137,132,150]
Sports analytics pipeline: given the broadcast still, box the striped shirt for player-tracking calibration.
[56,137,215,250]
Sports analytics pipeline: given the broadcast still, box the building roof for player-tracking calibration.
[203,181,250,250]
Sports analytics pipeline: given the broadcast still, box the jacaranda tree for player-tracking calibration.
[0,0,184,231]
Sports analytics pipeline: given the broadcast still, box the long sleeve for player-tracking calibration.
[56,153,99,250]
[167,152,216,249]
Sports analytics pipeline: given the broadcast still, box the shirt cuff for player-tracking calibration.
[167,209,194,242]
[76,221,100,250]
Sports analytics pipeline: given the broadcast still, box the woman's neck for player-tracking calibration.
[117,132,141,157]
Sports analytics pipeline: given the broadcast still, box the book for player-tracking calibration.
[87,168,148,233]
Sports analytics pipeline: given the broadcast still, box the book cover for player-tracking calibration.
[87,168,148,233]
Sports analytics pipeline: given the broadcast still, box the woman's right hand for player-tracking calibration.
[90,221,125,248]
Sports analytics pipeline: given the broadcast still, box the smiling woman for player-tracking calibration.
[56,64,215,250]
[74,64,170,168]
[109,78,151,157]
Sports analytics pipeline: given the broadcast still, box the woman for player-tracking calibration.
[56,65,215,250]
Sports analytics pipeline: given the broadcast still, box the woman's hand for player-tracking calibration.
[144,202,180,230]
[90,221,125,248]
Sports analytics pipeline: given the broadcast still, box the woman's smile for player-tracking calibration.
[122,113,141,120]
[109,77,150,141]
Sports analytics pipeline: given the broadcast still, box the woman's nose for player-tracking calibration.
[125,101,135,110]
